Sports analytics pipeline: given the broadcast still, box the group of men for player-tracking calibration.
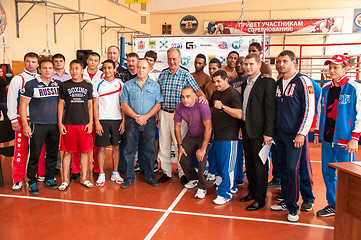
[5,41,360,223]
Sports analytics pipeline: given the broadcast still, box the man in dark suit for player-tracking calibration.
[239,53,276,211]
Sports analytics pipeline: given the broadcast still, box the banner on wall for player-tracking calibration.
[204,18,343,35]
[134,35,263,73]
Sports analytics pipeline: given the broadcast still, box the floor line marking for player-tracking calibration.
[0,193,334,230]
[171,210,334,230]
[0,194,166,213]
[310,161,322,163]
[144,188,187,240]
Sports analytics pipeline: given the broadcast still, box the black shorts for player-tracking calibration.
[95,120,123,147]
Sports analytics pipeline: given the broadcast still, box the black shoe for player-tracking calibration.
[147,179,159,187]
[301,200,314,211]
[174,168,179,175]
[43,179,58,190]
[240,194,254,202]
[28,183,39,195]
[275,193,284,201]
[70,173,80,182]
[121,179,133,189]
[267,180,281,188]
[93,171,99,178]
[158,174,171,183]
[134,161,140,172]
[180,175,188,186]
[235,181,244,186]
[246,201,265,211]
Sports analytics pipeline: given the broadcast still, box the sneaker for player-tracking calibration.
[195,189,207,199]
[206,173,216,181]
[12,182,22,191]
[301,200,313,211]
[110,172,124,184]
[271,201,287,211]
[70,173,80,182]
[43,179,58,190]
[213,195,231,205]
[154,162,159,172]
[236,181,244,186]
[214,176,222,187]
[134,161,140,172]
[96,173,106,187]
[275,193,284,201]
[28,183,39,195]
[287,209,299,222]
[37,176,45,182]
[180,175,188,186]
[267,180,281,188]
[184,180,198,189]
[230,188,238,194]
[317,205,335,217]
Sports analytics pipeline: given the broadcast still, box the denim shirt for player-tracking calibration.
[121,77,163,115]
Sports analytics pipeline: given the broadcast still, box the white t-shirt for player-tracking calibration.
[93,78,123,120]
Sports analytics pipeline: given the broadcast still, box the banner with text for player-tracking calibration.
[204,18,343,35]
[134,35,263,73]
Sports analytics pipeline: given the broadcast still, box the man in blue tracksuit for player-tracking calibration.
[271,50,315,222]
[314,54,361,217]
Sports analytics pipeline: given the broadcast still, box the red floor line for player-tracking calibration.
[145,188,187,240]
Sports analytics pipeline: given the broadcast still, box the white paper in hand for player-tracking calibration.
[258,140,275,165]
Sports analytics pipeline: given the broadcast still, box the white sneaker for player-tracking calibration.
[96,173,106,187]
[271,202,288,211]
[230,188,238,194]
[206,173,216,181]
[213,195,231,205]
[287,210,299,222]
[195,188,207,199]
[12,182,22,191]
[214,176,222,187]
[37,176,45,182]
[184,180,198,189]
[110,172,124,184]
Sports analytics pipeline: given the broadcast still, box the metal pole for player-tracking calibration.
[78,0,82,49]
[15,1,20,38]
[263,30,266,62]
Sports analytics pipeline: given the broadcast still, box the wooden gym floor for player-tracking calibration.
[0,145,360,240]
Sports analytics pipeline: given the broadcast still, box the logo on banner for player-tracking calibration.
[171,43,182,49]
[218,41,228,49]
[138,41,145,50]
[232,40,244,49]
[200,44,213,47]
[180,15,198,34]
[186,42,197,49]
[160,41,168,49]
[208,55,216,62]
[149,40,156,49]
[219,56,227,67]
[181,56,191,66]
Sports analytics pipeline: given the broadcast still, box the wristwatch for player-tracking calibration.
[177,143,182,147]
[221,105,226,110]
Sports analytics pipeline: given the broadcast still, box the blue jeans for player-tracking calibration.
[124,116,156,183]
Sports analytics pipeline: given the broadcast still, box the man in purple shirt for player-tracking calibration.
[175,86,212,199]
[52,54,72,82]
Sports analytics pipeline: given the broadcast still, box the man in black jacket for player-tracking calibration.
[239,53,276,211]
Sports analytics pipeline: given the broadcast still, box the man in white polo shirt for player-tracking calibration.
[93,60,125,186]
